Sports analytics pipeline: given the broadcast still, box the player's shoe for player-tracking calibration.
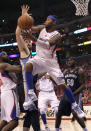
[23,90,37,107]
[28,90,38,102]
[55,128,62,131]
[45,126,50,131]
[72,104,85,118]
[23,99,37,110]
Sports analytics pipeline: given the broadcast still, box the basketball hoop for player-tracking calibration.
[71,0,90,16]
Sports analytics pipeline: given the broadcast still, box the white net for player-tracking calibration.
[71,0,90,16]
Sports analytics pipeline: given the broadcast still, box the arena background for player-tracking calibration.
[0,0,91,122]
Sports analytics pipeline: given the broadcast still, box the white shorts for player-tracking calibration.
[1,90,19,122]
[38,91,59,110]
[27,55,65,85]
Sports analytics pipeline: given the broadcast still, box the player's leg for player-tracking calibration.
[24,56,44,107]
[49,91,60,130]
[40,108,50,130]
[72,94,88,131]
[23,110,32,131]
[38,92,50,131]
[72,110,88,131]
[55,111,62,131]
[47,60,84,118]
[1,119,18,131]
[72,93,83,122]
[50,91,59,115]
[31,110,41,131]
[55,95,71,131]
[0,90,19,130]
[4,90,19,130]
[0,93,8,130]
[0,120,7,130]
[47,59,76,103]
[50,92,61,131]
[23,62,38,108]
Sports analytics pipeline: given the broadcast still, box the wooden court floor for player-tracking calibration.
[13,119,91,131]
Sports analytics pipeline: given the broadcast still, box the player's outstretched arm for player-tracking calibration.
[16,26,29,54]
[0,63,21,73]
[73,68,86,95]
[31,25,45,33]
[16,27,28,52]
[16,26,30,57]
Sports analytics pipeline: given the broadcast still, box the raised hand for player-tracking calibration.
[21,5,30,15]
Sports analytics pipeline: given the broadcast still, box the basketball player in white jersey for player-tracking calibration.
[36,73,59,131]
[22,5,84,122]
[0,51,21,131]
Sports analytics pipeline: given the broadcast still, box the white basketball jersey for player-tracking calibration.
[0,72,16,92]
[36,28,59,59]
[38,76,54,91]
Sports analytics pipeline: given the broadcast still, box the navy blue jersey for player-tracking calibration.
[64,67,81,92]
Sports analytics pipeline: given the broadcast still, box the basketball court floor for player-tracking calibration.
[13,119,91,131]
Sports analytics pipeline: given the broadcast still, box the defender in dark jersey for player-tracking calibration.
[55,57,88,131]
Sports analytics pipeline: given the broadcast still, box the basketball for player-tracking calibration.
[18,14,34,30]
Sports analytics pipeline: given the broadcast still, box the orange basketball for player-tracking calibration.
[18,14,34,30]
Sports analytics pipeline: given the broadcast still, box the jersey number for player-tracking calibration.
[67,79,74,87]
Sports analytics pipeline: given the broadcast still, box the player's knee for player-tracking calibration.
[25,63,33,72]
[40,108,46,114]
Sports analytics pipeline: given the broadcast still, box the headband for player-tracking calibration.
[48,15,58,24]
[0,51,7,56]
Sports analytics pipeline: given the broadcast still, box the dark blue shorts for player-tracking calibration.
[58,95,72,116]
[58,93,83,116]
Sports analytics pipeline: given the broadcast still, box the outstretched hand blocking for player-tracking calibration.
[17,5,34,30]
[21,5,30,15]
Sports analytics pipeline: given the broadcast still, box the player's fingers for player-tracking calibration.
[26,5,30,10]
[21,5,25,11]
